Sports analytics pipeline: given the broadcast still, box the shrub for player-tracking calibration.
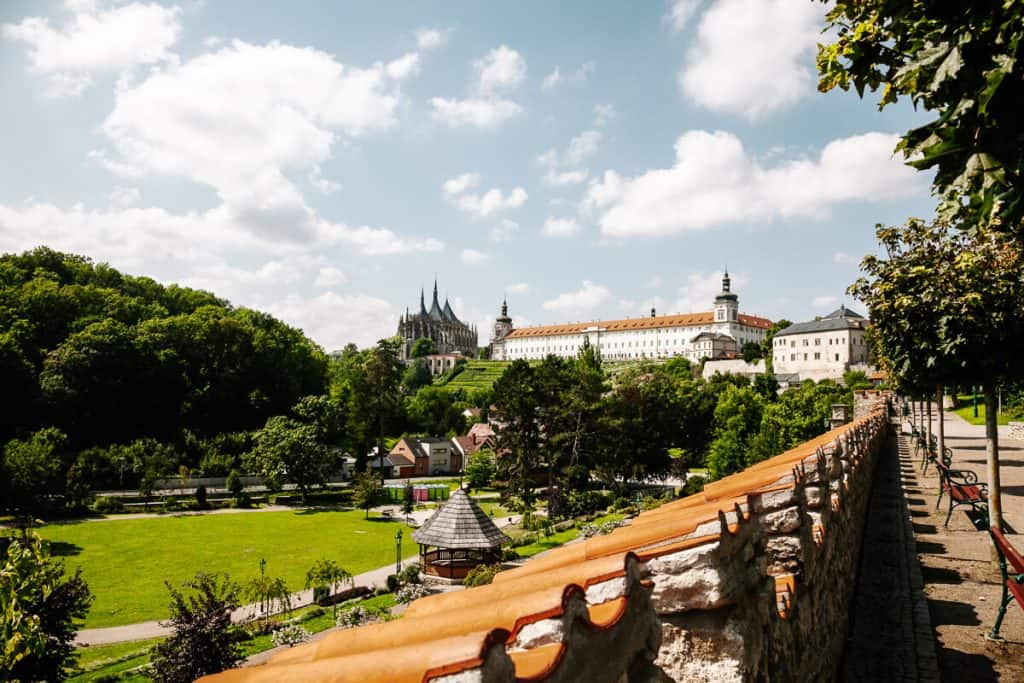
[681,476,707,497]
[195,485,209,509]
[394,583,428,604]
[163,496,182,512]
[271,624,310,648]
[566,490,611,517]
[336,605,369,628]
[300,606,325,621]
[312,585,330,605]
[501,547,521,561]
[385,574,399,592]
[93,496,125,514]
[398,564,421,585]
[463,563,502,587]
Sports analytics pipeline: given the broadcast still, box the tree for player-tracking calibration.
[151,573,241,683]
[247,415,336,503]
[706,385,765,480]
[351,467,383,519]
[492,360,541,511]
[401,359,433,394]
[464,449,496,491]
[0,535,91,682]
[752,373,779,400]
[1,428,68,518]
[226,469,246,506]
[850,220,1024,532]
[817,2,1024,238]
[0,332,38,443]
[741,342,762,363]
[406,386,466,436]
[304,559,353,618]
[346,339,404,480]
[242,572,291,627]
[410,337,437,358]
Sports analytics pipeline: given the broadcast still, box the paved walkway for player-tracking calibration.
[74,508,521,646]
[901,407,1024,681]
[843,430,939,681]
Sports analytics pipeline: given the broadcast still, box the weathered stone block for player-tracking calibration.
[763,506,801,534]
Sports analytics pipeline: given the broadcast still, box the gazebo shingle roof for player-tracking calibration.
[413,488,509,549]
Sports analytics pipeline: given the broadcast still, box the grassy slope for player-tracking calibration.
[40,509,417,628]
[435,360,513,392]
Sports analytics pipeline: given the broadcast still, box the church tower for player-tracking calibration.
[490,298,514,360]
[713,269,739,324]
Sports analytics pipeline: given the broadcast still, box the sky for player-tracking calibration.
[0,0,937,350]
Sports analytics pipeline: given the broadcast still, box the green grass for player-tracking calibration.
[39,509,418,629]
[952,395,1015,426]
[512,513,624,559]
[435,360,514,391]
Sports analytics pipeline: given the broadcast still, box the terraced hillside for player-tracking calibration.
[434,360,514,391]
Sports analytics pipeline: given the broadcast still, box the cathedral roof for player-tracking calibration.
[442,299,460,323]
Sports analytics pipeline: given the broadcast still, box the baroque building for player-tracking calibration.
[398,280,478,361]
[771,305,870,382]
[490,271,771,362]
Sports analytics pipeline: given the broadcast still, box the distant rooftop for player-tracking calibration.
[775,304,867,337]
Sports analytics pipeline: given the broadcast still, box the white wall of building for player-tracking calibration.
[772,329,869,380]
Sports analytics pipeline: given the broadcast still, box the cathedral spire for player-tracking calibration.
[419,287,427,315]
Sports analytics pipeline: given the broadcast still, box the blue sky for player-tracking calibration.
[0,0,936,349]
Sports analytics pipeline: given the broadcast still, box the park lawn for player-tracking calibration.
[39,509,418,629]
[952,395,1013,426]
[513,513,624,559]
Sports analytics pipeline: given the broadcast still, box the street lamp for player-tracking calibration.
[634,493,642,515]
[395,529,403,575]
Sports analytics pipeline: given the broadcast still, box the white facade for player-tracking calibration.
[771,306,870,381]
[492,273,771,362]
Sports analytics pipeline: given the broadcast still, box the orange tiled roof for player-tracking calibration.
[199,406,885,683]
[503,310,774,339]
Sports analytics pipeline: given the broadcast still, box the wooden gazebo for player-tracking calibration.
[412,488,509,582]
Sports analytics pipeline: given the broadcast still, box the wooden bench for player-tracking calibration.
[921,440,952,476]
[934,460,988,528]
[987,527,1024,640]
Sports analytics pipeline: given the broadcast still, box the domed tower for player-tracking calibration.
[490,298,514,360]
[713,268,738,324]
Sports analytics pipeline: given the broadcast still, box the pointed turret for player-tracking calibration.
[428,277,443,319]
[419,288,427,316]
[442,297,459,323]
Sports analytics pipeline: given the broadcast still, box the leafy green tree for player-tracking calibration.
[291,395,346,443]
[741,342,762,363]
[817,2,1024,236]
[850,220,1024,532]
[152,573,241,683]
[752,373,779,400]
[406,386,466,436]
[344,339,404,478]
[243,572,291,627]
[464,449,496,491]
[225,469,246,506]
[0,332,38,442]
[492,360,541,511]
[410,338,437,358]
[351,467,383,519]
[304,559,353,617]
[706,385,765,480]
[595,370,676,489]
[0,535,92,682]
[1,428,68,518]
[401,359,433,394]
[247,416,336,503]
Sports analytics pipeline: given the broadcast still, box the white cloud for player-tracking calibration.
[430,96,523,128]
[812,295,838,309]
[543,169,589,187]
[385,52,420,80]
[308,165,341,194]
[490,219,519,242]
[461,248,489,264]
[109,186,140,207]
[430,45,526,129]
[674,270,746,313]
[566,130,601,165]
[667,0,702,32]
[543,280,610,312]
[416,27,450,50]
[679,0,823,119]
[542,217,580,238]
[506,282,530,294]
[833,251,860,265]
[593,104,616,128]
[442,172,482,196]
[538,130,602,187]
[314,266,348,287]
[573,61,595,82]
[583,130,922,237]
[443,173,527,219]
[475,45,526,93]
[542,67,561,89]
[3,1,182,97]
[266,291,394,350]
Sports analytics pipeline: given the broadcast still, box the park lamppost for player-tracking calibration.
[395,529,403,575]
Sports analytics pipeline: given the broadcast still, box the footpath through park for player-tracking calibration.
[844,407,1023,681]
[74,507,520,647]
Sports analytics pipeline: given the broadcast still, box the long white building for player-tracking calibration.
[490,272,771,362]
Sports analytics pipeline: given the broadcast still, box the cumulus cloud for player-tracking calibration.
[461,248,490,264]
[582,130,922,237]
[313,266,347,287]
[443,173,527,219]
[542,217,580,238]
[3,0,182,97]
[490,219,519,242]
[593,104,616,127]
[541,61,594,90]
[679,0,823,119]
[385,52,420,80]
[543,280,610,312]
[266,291,395,350]
[109,186,141,207]
[542,67,561,89]
[538,129,602,187]
[666,0,702,32]
[430,45,526,128]
[416,27,450,49]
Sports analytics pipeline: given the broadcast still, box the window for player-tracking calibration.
[814,338,820,346]
[790,353,796,361]
[814,352,820,360]
[803,353,808,361]
[835,354,840,361]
